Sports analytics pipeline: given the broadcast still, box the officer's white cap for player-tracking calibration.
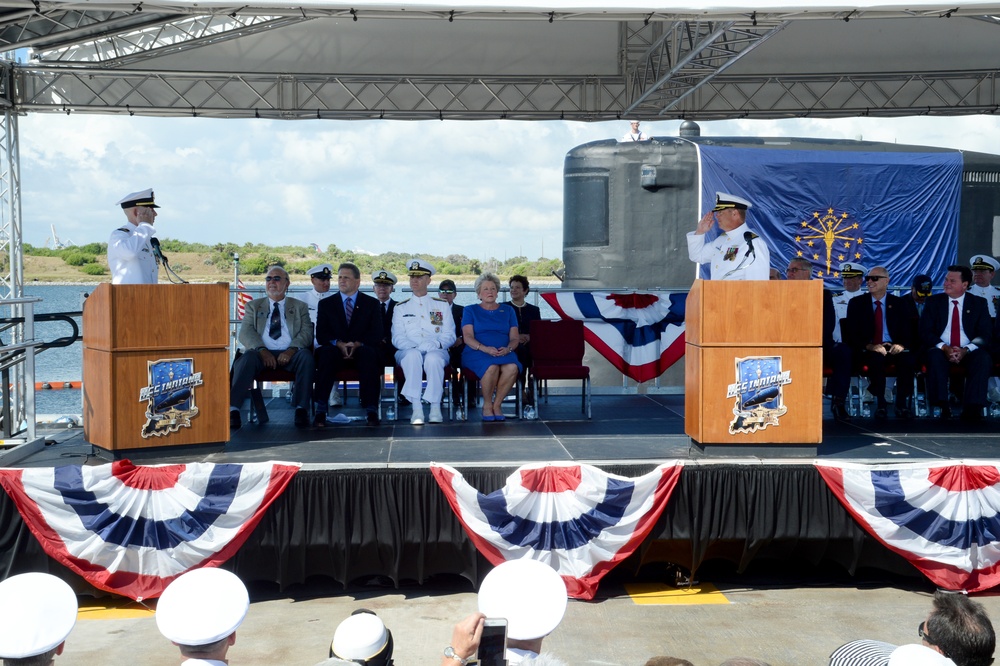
[308,263,334,279]
[0,572,78,659]
[971,255,1000,272]
[712,192,752,211]
[405,258,435,277]
[117,188,160,209]
[839,262,868,278]
[330,611,392,662]
[155,568,249,646]
[478,559,568,641]
[889,643,957,666]
[372,270,398,285]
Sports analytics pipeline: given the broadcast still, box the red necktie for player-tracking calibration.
[873,300,883,345]
[951,300,961,347]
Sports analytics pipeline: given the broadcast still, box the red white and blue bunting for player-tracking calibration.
[431,462,682,599]
[816,462,1000,592]
[540,291,686,383]
[0,460,299,600]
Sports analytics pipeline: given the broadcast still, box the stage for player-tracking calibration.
[1,392,997,598]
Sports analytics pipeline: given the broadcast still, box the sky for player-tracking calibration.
[18,112,1000,262]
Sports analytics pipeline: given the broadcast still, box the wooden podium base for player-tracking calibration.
[685,345,822,445]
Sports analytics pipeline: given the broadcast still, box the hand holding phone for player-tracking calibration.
[477,618,507,666]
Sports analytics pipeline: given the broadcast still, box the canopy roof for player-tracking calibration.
[1,1,999,119]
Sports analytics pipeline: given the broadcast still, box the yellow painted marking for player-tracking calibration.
[77,598,156,620]
[624,582,730,606]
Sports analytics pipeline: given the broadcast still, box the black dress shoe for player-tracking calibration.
[939,405,953,420]
[874,406,888,419]
[831,401,851,421]
[366,411,380,427]
[312,412,327,428]
[294,408,310,428]
[229,410,242,430]
[895,406,913,419]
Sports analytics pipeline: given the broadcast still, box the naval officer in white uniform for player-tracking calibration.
[687,192,770,281]
[969,254,1000,318]
[392,258,456,425]
[831,262,868,343]
[108,187,159,284]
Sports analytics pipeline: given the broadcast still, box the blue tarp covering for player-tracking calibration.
[698,145,963,286]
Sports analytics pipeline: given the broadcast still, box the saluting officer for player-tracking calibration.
[687,192,770,281]
[109,187,160,284]
[392,259,456,425]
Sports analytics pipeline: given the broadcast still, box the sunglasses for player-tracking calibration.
[439,290,455,294]
[864,275,886,282]
[264,275,285,282]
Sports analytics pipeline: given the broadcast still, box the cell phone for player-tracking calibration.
[477,617,508,666]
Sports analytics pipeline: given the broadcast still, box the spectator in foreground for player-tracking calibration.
[326,609,393,665]
[155,567,249,665]
[0,572,77,666]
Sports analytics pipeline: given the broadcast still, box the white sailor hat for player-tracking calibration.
[828,639,896,666]
[839,262,868,278]
[330,610,393,665]
[308,263,334,279]
[405,258,435,277]
[372,269,398,285]
[155,568,249,646]
[117,188,160,209]
[478,559,568,641]
[889,644,957,666]
[970,255,1000,272]
[712,192,752,211]
[0,572,77,659]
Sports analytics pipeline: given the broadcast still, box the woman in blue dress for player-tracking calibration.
[461,272,521,421]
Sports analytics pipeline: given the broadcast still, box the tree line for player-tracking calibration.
[24,241,565,279]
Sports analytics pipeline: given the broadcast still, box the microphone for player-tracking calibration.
[743,231,757,257]
[150,236,165,263]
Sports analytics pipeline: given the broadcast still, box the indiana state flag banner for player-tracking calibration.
[817,462,1000,592]
[0,460,300,600]
[431,461,682,600]
[541,291,686,382]
[699,143,962,286]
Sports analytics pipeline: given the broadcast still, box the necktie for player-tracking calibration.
[873,300,883,345]
[382,302,388,317]
[345,297,354,326]
[951,300,961,347]
[269,302,281,340]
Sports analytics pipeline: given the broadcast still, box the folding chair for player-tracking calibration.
[461,366,522,420]
[528,319,591,419]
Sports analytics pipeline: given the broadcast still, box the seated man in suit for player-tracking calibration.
[372,269,398,368]
[230,265,314,429]
[313,262,385,427]
[919,264,993,420]
[845,266,919,419]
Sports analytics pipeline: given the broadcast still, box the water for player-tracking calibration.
[14,283,562,417]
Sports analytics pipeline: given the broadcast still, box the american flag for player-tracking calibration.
[235,279,252,319]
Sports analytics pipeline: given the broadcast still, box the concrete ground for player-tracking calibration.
[59,572,997,666]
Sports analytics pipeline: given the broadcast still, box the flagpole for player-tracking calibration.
[232,252,240,361]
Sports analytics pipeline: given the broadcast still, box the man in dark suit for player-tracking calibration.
[313,262,384,427]
[845,266,919,419]
[919,264,993,420]
[372,269,398,368]
[230,265,314,429]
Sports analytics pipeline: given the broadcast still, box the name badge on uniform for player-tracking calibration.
[430,310,444,326]
[723,247,738,261]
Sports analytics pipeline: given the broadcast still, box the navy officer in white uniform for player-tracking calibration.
[109,187,160,284]
[687,192,770,281]
[392,259,456,425]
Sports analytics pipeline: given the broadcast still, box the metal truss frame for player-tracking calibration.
[13,64,1000,120]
